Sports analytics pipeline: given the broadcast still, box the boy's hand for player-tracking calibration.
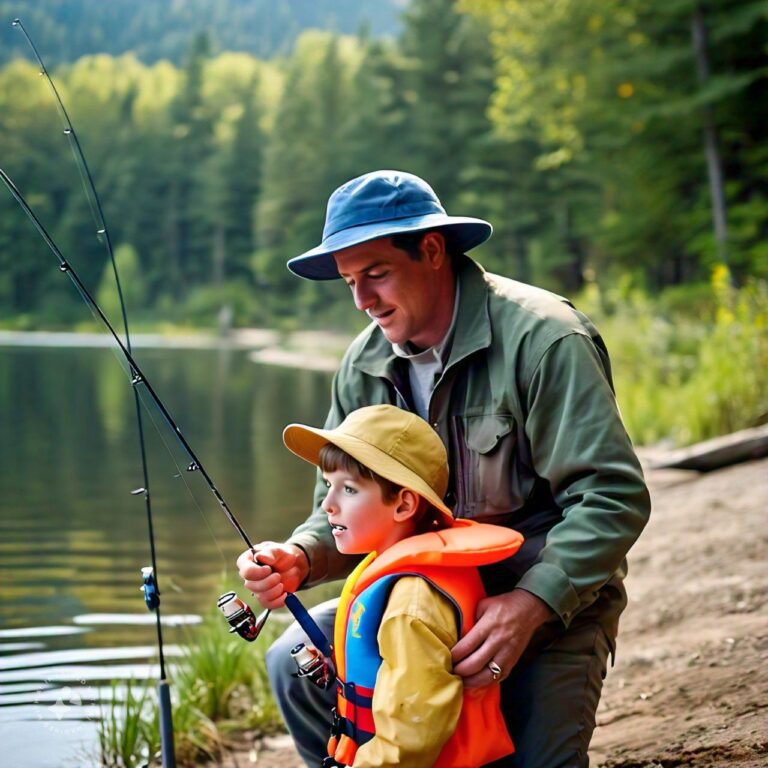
[451,589,553,688]
[236,542,310,609]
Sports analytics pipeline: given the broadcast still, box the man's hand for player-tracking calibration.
[451,589,554,688]
[236,541,310,609]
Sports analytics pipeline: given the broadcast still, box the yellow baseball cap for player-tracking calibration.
[283,404,454,524]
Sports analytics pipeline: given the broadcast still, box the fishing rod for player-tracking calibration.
[9,17,177,766]
[0,168,333,658]
[5,11,334,729]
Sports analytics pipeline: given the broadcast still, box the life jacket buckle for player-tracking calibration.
[329,706,342,737]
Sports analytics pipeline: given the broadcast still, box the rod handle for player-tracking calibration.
[158,679,176,768]
[284,593,332,657]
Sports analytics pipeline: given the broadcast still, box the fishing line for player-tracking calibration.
[0,169,226,768]
[71,291,231,567]
[139,393,230,565]
[12,18,117,289]
[11,18,253,552]
[0,146,331,595]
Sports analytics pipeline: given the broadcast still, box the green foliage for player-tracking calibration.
[4,0,766,326]
[175,607,276,725]
[180,280,265,328]
[464,0,768,286]
[95,243,146,323]
[582,267,768,446]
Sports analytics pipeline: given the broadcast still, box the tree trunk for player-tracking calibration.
[212,224,226,286]
[691,4,729,265]
[557,202,585,292]
[165,182,183,296]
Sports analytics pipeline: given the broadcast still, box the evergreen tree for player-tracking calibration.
[398,0,497,212]
[220,78,265,283]
[466,0,768,287]
[168,32,216,294]
[254,32,362,320]
[3,0,765,328]
[339,38,413,175]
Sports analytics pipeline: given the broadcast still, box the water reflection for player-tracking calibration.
[0,345,335,765]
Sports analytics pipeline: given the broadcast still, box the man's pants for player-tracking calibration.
[266,598,611,768]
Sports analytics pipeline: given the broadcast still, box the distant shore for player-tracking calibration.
[0,328,351,372]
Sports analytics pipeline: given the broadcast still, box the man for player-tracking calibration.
[237,170,651,767]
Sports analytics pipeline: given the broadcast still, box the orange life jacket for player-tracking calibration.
[328,519,523,767]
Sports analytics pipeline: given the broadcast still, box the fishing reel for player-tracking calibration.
[217,590,335,689]
[217,591,269,642]
[290,642,335,690]
[140,566,160,611]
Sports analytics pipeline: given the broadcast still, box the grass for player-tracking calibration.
[96,606,283,767]
[174,606,281,731]
[98,680,152,768]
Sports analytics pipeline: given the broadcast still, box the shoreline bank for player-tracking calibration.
[0,328,351,372]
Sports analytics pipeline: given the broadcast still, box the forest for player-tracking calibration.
[0,0,402,63]
[0,0,766,444]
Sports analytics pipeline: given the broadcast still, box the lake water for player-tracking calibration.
[0,344,334,766]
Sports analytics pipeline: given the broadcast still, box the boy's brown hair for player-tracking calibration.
[318,443,447,533]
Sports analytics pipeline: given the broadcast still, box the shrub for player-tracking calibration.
[582,267,768,446]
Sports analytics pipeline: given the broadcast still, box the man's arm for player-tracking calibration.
[453,331,650,683]
[515,332,651,623]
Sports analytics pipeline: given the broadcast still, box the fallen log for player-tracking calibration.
[646,424,768,472]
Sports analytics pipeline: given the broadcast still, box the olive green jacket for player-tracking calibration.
[289,258,650,633]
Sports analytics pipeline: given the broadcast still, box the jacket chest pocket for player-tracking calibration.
[452,413,527,521]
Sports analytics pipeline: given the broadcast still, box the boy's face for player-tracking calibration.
[321,468,407,555]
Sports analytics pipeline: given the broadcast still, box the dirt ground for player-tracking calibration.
[217,456,768,768]
[589,456,768,767]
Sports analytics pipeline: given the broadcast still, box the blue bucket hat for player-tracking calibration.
[287,170,493,280]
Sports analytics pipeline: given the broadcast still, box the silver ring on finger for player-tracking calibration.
[488,660,502,681]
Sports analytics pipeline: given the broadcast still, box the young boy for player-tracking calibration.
[280,404,523,768]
